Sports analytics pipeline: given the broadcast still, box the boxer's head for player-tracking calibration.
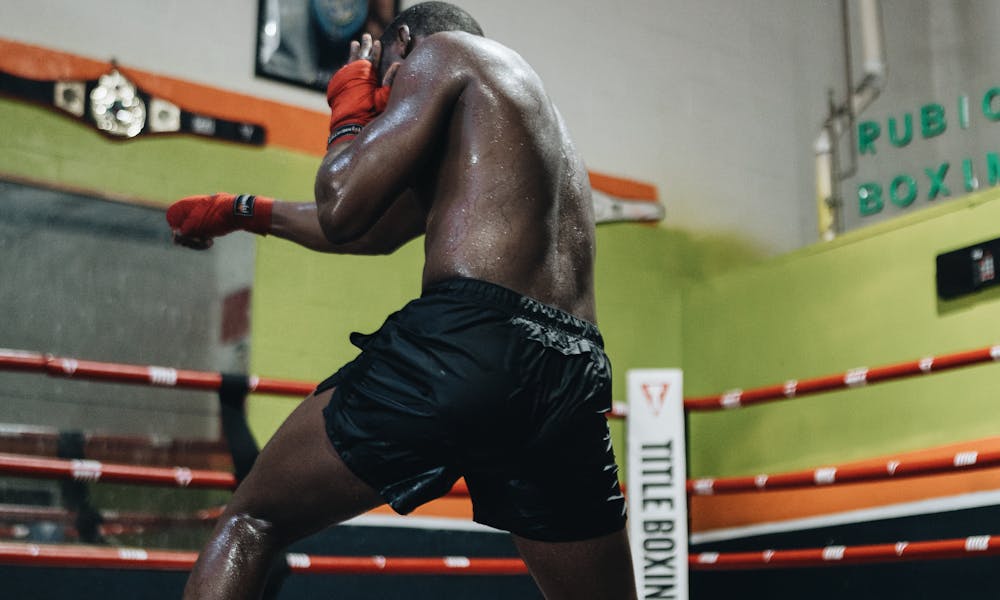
[377,1,484,80]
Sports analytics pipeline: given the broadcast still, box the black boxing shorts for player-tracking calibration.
[317,277,626,542]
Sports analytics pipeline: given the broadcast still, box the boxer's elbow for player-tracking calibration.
[319,211,368,246]
[317,208,361,246]
[315,180,367,245]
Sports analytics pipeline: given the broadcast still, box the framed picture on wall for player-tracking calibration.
[255,0,400,92]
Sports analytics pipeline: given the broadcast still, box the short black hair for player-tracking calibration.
[381,1,484,44]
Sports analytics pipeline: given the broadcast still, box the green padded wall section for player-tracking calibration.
[685,188,1000,478]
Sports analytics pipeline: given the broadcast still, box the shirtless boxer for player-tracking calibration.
[168,3,636,598]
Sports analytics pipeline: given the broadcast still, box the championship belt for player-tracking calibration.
[0,67,265,145]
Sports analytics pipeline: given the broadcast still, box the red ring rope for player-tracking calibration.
[691,534,1000,570]
[0,349,626,418]
[688,447,1000,495]
[0,452,472,498]
[0,349,309,396]
[0,503,222,538]
[2,535,994,573]
[10,344,1000,417]
[0,452,236,489]
[684,344,1000,411]
[0,542,530,575]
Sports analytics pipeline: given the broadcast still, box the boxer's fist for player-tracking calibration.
[167,193,273,248]
[325,33,397,147]
[326,60,390,145]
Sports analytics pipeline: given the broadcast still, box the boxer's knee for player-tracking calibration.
[215,511,283,554]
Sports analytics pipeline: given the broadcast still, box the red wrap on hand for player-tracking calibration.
[326,60,391,147]
[166,193,273,239]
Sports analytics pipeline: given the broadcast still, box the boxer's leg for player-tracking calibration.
[513,529,637,600]
[183,388,384,600]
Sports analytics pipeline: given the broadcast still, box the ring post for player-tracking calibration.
[627,369,688,599]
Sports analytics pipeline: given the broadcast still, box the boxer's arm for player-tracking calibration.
[169,193,424,254]
[270,191,425,255]
[314,35,467,245]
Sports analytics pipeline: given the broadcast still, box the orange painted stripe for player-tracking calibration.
[0,38,659,199]
[589,171,658,201]
[690,436,1000,533]
[0,39,107,81]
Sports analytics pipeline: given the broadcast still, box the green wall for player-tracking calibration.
[685,189,1000,478]
[248,236,426,440]
[0,99,313,204]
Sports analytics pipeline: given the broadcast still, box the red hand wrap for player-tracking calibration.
[326,60,391,146]
[166,193,273,238]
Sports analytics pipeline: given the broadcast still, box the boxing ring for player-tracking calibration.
[1,343,999,598]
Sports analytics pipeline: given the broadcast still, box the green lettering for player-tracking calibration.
[983,88,1000,121]
[858,121,880,155]
[888,114,912,147]
[962,158,979,192]
[889,174,918,207]
[858,182,883,216]
[988,152,1000,186]
[921,103,946,138]
[926,163,950,200]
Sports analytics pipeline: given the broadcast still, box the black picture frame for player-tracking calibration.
[255,0,400,92]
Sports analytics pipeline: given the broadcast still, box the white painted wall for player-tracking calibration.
[4,1,992,253]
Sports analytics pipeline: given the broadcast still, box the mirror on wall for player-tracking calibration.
[0,179,255,438]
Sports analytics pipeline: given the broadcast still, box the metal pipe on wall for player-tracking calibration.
[815,0,887,241]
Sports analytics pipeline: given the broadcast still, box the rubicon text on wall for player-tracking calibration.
[856,86,1000,217]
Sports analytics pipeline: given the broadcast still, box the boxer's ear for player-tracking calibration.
[398,25,413,57]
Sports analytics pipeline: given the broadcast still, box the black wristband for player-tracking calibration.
[327,123,364,147]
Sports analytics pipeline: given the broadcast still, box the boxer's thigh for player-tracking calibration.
[222,388,385,546]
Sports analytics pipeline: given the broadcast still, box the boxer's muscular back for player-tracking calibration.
[412,34,597,324]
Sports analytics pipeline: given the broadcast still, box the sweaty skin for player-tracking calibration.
[313,31,598,323]
[181,28,636,600]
